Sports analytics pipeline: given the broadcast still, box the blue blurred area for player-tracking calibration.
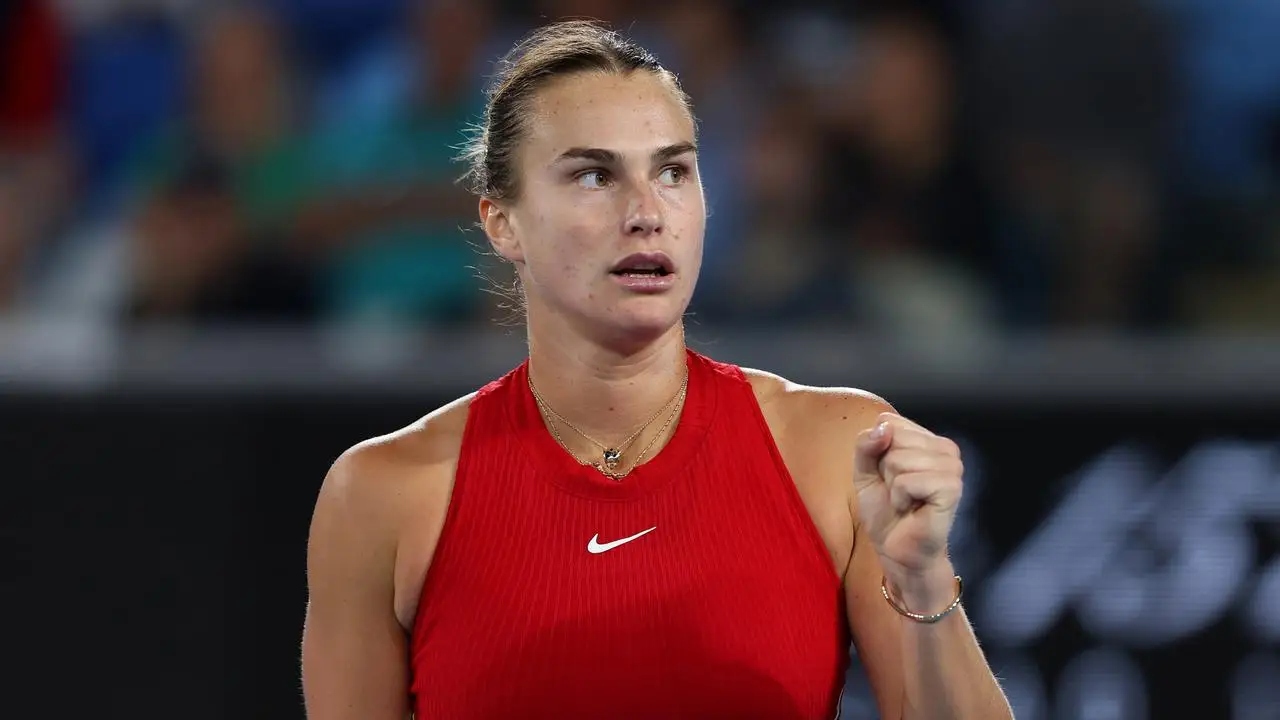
[67,12,186,211]
[1171,0,1280,193]
[3,0,1279,334]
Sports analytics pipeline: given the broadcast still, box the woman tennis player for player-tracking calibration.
[302,20,1012,720]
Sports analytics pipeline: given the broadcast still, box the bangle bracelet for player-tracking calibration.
[881,575,963,624]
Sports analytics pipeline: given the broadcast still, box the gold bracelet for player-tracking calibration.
[881,575,963,624]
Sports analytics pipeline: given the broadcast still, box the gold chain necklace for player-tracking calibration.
[529,369,688,480]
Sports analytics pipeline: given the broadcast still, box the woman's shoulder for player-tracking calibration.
[309,392,479,632]
[318,361,525,507]
[735,365,895,483]
[737,365,893,428]
[314,392,476,544]
[329,392,476,493]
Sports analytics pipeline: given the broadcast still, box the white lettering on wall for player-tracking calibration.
[978,440,1278,648]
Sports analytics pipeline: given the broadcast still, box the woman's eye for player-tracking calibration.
[658,165,686,186]
[577,170,610,189]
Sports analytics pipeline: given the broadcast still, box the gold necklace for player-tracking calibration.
[529,369,688,480]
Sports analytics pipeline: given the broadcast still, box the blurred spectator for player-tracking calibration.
[124,3,309,240]
[264,0,405,81]
[60,0,187,210]
[2,0,65,144]
[976,0,1176,330]
[0,147,75,310]
[656,0,756,307]
[295,0,495,326]
[710,89,833,324]
[760,7,856,107]
[0,0,74,313]
[7,0,1280,334]
[1161,0,1280,331]
[1169,0,1280,196]
[818,8,997,340]
[127,154,314,322]
[27,2,313,325]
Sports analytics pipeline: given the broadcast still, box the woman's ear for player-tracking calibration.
[479,198,523,263]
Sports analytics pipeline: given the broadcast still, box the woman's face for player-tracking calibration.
[483,70,706,347]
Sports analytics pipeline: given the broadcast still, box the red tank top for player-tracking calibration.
[409,350,849,719]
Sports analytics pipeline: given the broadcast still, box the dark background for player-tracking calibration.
[6,381,1277,719]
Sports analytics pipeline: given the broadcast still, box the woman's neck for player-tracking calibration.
[526,320,688,447]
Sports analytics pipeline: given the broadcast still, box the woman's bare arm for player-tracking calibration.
[302,448,412,720]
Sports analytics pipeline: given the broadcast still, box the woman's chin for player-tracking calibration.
[593,300,687,344]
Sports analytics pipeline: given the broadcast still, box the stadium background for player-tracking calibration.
[2,0,1278,718]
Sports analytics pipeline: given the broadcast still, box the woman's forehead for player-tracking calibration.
[524,72,695,160]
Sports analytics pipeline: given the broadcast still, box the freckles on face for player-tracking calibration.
[508,71,704,318]
[520,72,700,199]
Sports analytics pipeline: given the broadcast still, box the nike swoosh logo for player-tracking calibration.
[587,527,656,554]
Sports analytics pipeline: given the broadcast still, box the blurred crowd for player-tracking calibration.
[2,0,1279,339]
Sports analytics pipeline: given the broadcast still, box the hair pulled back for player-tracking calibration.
[460,20,692,201]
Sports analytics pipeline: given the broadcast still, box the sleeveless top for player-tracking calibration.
[409,350,849,718]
